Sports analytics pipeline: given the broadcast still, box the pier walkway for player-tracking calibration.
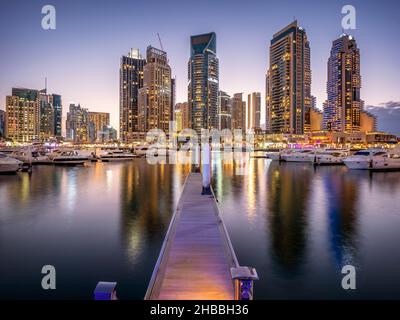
[145,173,240,300]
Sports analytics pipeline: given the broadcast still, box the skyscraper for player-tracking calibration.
[66,103,89,143]
[52,94,62,138]
[218,91,231,131]
[323,34,361,133]
[120,48,146,142]
[88,112,110,142]
[39,89,55,141]
[6,88,40,142]
[265,21,311,134]
[188,32,219,135]
[38,89,62,141]
[0,109,5,138]
[231,93,246,133]
[175,102,190,130]
[138,46,172,134]
[247,92,261,131]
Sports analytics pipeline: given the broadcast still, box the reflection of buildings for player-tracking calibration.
[322,168,359,267]
[119,161,190,264]
[267,161,311,273]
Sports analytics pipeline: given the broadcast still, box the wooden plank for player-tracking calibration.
[145,173,238,300]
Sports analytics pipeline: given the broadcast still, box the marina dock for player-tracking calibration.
[145,173,257,300]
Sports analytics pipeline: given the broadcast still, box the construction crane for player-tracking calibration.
[157,33,164,51]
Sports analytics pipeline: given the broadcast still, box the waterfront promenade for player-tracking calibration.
[145,173,238,300]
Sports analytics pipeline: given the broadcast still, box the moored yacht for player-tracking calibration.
[312,150,349,165]
[48,150,89,165]
[10,149,52,165]
[343,149,400,171]
[265,149,296,161]
[281,149,316,162]
[0,153,22,173]
[133,146,149,157]
[99,150,136,162]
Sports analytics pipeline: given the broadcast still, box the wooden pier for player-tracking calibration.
[145,173,250,300]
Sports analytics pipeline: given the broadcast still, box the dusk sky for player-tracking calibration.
[1,0,399,134]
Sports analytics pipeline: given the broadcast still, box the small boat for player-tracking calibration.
[48,150,89,165]
[133,146,149,157]
[281,149,316,162]
[77,150,98,162]
[265,149,296,161]
[99,150,136,162]
[10,149,52,165]
[312,150,349,165]
[343,149,400,171]
[0,152,22,173]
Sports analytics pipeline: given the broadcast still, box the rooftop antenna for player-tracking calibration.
[45,77,47,94]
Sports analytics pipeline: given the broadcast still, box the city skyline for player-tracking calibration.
[1,0,400,135]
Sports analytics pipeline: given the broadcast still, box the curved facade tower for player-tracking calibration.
[188,32,219,135]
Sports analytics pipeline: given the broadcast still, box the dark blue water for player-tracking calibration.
[1,157,400,299]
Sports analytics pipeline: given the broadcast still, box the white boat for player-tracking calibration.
[77,150,98,162]
[281,149,316,162]
[265,149,296,161]
[10,149,52,165]
[99,150,136,162]
[343,149,400,171]
[48,150,89,165]
[133,146,149,157]
[312,150,349,165]
[0,153,22,173]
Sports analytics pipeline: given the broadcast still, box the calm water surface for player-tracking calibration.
[1,157,400,299]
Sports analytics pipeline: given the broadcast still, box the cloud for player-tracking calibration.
[365,102,400,136]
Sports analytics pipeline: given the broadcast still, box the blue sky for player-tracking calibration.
[0,0,399,134]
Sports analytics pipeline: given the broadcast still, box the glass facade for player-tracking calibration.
[188,32,219,135]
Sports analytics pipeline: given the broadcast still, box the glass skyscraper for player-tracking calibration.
[188,32,219,135]
[323,34,361,133]
[120,49,146,142]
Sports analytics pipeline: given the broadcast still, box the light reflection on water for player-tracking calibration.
[0,157,400,299]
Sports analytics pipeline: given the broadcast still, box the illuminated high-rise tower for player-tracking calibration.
[247,92,261,131]
[231,93,246,134]
[323,34,361,132]
[138,46,172,134]
[120,49,146,142]
[265,21,311,134]
[188,32,219,135]
[6,88,40,142]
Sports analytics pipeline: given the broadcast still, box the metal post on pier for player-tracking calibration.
[193,143,200,173]
[231,266,259,300]
[201,142,211,195]
[93,281,118,300]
